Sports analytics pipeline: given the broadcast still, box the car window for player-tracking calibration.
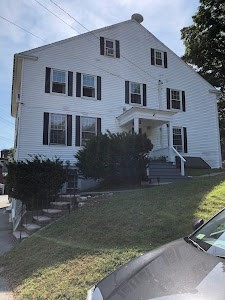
[191,209,225,257]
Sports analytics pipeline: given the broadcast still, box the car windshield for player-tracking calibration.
[190,209,225,258]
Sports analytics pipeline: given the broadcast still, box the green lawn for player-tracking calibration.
[1,174,225,300]
[185,168,224,176]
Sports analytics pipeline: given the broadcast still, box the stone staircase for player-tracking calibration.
[148,161,189,184]
[13,199,71,241]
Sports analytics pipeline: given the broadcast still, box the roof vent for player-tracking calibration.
[131,13,144,23]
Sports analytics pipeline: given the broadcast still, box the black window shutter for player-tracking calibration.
[97,118,101,135]
[100,37,104,55]
[67,115,72,146]
[68,71,73,96]
[116,40,120,58]
[45,67,51,93]
[125,81,129,104]
[97,76,101,100]
[43,112,49,145]
[75,116,81,147]
[164,52,168,68]
[167,88,171,109]
[76,72,81,97]
[182,91,186,112]
[183,127,188,153]
[151,48,155,65]
[143,84,147,106]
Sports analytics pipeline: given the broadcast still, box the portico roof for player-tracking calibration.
[117,107,177,127]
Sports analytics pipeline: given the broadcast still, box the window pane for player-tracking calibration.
[131,82,141,94]
[53,70,66,83]
[106,40,114,48]
[155,51,163,66]
[131,94,141,104]
[83,87,95,98]
[52,82,66,94]
[83,75,95,88]
[172,100,181,109]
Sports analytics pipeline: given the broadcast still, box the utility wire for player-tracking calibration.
[34,0,82,35]
[0,15,46,42]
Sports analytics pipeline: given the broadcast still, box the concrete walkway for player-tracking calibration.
[0,195,15,300]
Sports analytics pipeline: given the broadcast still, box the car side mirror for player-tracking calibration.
[192,218,204,231]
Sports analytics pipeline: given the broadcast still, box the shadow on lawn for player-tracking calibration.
[1,175,225,298]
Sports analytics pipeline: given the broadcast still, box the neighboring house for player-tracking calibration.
[11,14,222,191]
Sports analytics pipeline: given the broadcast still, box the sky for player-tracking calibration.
[0,0,199,151]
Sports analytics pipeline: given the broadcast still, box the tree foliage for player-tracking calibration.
[181,0,225,146]
[6,155,67,210]
[75,132,153,185]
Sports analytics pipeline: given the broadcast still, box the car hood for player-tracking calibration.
[96,239,225,300]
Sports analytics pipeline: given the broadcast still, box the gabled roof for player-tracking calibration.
[11,16,218,117]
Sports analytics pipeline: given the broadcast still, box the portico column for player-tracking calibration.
[133,118,139,134]
[168,122,173,162]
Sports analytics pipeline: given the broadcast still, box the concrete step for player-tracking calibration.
[50,201,71,210]
[23,223,41,233]
[149,176,189,184]
[33,215,52,225]
[42,208,64,217]
[13,230,29,240]
[149,169,181,175]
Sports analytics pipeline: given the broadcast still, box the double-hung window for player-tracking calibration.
[52,69,66,94]
[130,82,142,104]
[171,90,181,110]
[155,50,163,66]
[173,127,183,152]
[82,74,96,98]
[81,117,97,146]
[50,114,66,145]
[151,48,167,68]
[105,39,115,57]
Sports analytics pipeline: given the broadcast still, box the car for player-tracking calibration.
[87,208,225,299]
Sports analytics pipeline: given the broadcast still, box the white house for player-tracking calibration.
[11,14,222,191]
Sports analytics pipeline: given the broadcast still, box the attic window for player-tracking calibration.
[155,50,163,66]
[100,37,120,58]
[151,48,168,68]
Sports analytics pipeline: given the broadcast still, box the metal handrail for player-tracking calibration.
[171,146,186,176]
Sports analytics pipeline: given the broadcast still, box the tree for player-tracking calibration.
[75,132,153,185]
[6,155,67,210]
[181,0,225,148]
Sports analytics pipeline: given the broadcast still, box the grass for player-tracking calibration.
[1,174,225,299]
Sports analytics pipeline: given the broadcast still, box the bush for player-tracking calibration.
[6,155,67,210]
[75,131,153,185]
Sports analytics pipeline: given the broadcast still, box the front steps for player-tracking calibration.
[13,201,71,241]
[148,161,189,184]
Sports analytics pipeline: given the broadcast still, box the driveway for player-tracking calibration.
[0,195,15,300]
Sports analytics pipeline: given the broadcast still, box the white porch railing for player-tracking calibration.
[149,146,186,176]
[171,146,186,176]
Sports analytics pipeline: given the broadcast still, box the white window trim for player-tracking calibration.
[81,74,97,100]
[49,113,67,146]
[51,69,68,95]
[154,49,164,67]
[129,82,143,106]
[170,89,181,111]
[80,117,97,146]
[173,127,184,153]
[104,38,116,58]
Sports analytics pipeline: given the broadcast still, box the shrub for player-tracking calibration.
[75,131,153,185]
[6,155,67,210]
